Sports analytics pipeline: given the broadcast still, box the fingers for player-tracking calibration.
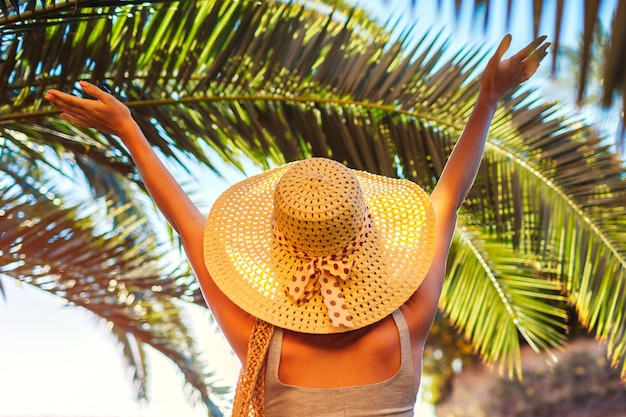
[45,88,92,114]
[58,111,90,128]
[78,81,111,102]
[45,81,110,106]
[523,35,548,53]
[519,41,551,82]
[494,34,512,60]
[532,41,551,61]
[511,35,549,62]
[45,81,116,118]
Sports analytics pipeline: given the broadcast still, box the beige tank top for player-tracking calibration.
[264,309,417,416]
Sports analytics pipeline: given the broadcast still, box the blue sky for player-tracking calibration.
[0,1,619,416]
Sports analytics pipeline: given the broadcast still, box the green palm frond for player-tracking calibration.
[442,225,568,379]
[2,1,626,410]
[0,154,220,410]
[107,299,227,409]
[0,1,177,31]
[481,96,626,377]
[111,324,150,399]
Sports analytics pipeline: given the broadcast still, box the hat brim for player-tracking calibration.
[203,162,436,334]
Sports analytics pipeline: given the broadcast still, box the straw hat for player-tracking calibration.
[203,158,435,334]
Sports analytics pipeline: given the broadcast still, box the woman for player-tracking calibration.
[46,34,549,416]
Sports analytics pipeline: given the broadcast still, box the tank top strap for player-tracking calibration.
[390,308,414,372]
[266,325,284,378]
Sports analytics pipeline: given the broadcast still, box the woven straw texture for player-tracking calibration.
[204,158,435,334]
[231,318,274,417]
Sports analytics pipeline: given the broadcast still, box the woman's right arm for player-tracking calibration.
[45,82,255,361]
[401,35,550,338]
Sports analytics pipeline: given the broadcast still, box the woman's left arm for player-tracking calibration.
[403,35,550,332]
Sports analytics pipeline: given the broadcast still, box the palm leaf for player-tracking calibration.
[0,154,223,411]
[489,95,626,377]
[441,225,568,378]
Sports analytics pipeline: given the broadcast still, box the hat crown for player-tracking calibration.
[273,158,366,257]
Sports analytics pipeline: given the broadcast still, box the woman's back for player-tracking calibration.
[265,309,419,416]
[278,312,422,389]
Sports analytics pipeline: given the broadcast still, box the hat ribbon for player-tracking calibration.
[272,208,372,329]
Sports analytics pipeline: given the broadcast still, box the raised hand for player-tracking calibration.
[45,81,136,137]
[480,34,550,104]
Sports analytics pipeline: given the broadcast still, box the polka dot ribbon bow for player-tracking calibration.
[273,209,372,329]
